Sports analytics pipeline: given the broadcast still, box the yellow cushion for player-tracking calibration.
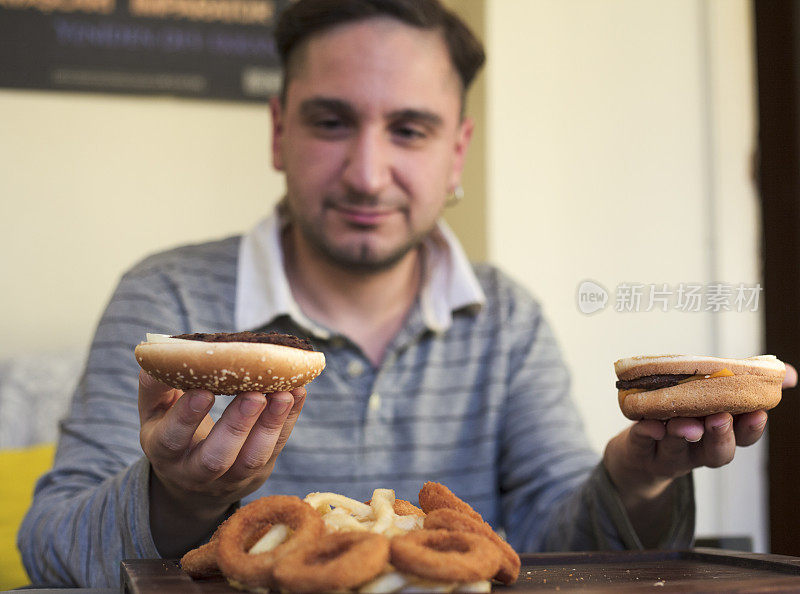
[0,443,55,590]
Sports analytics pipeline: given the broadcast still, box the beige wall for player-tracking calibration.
[0,92,282,356]
[485,0,764,550]
[442,0,487,262]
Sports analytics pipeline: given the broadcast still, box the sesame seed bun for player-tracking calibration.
[135,333,326,395]
[614,354,785,420]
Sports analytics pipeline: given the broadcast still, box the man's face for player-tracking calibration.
[271,17,473,272]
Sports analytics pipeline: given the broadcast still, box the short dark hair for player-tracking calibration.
[274,0,486,105]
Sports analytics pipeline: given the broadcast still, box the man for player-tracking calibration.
[19,0,794,586]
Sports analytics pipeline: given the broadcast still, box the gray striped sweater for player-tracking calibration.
[18,235,694,587]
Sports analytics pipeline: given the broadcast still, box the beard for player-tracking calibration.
[294,214,431,273]
[284,193,437,273]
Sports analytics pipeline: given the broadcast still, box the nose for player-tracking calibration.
[341,128,392,196]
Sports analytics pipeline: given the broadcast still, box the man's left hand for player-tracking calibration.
[602,362,797,546]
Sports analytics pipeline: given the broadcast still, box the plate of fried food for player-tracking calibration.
[177,481,520,593]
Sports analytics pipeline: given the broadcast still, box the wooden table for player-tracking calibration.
[121,549,800,592]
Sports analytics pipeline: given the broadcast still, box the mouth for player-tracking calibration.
[332,204,396,227]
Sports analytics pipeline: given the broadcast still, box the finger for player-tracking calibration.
[145,388,215,460]
[271,387,307,455]
[783,363,797,389]
[655,418,704,467]
[627,420,667,451]
[226,390,297,477]
[733,410,768,447]
[138,370,183,422]
[614,421,666,475]
[665,417,705,444]
[698,413,736,468]
[189,392,266,478]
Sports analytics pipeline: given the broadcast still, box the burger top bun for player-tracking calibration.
[614,354,786,421]
[615,354,785,381]
[135,332,326,395]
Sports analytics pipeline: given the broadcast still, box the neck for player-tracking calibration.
[282,226,423,366]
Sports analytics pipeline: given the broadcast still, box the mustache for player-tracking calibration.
[324,192,405,210]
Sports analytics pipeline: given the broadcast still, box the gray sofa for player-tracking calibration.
[0,352,84,449]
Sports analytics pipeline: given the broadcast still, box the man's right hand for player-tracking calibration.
[137,370,305,557]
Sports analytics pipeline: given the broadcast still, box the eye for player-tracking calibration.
[314,117,344,130]
[308,115,352,139]
[392,123,428,145]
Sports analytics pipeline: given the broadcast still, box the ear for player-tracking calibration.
[448,116,474,192]
[270,96,285,172]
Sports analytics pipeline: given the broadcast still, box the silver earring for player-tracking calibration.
[447,185,464,207]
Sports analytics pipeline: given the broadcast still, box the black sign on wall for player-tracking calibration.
[0,0,293,101]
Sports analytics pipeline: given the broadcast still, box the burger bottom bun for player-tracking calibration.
[135,340,326,395]
[619,374,783,421]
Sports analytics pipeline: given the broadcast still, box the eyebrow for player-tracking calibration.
[299,97,444,129]
[299,97,355,120]
[387,108,444,129]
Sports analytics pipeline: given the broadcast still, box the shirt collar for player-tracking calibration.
[235,207,485,337]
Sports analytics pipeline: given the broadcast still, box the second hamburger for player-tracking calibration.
[614,354,785,420]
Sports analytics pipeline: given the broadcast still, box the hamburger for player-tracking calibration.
[614,354,785,420]
[135,331,326,395]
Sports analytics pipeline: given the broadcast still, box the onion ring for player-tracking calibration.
[216,495,324,591]
[179,513,234,578]
[273,531,390,593]
[180,539,221,579]
[424,508,520,584]
[390,529,501,583]
[418,481,483,523]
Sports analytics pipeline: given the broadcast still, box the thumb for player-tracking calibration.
[783,363,797,389]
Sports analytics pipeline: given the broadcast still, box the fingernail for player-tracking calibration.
[268,396,291,416]
[189,393,213,413]
[713,420,732,433]
[240,397,264,416]
[685,435,702,443]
